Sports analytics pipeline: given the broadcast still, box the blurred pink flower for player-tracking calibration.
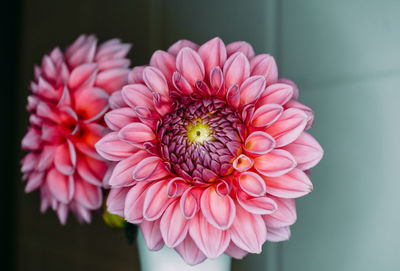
[96,37,323,264]
[21,35,131,224]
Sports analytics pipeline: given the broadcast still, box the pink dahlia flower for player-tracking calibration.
[96,38,323,264]
[21,35,131,224]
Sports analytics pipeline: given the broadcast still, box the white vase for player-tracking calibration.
[137,230,232,271]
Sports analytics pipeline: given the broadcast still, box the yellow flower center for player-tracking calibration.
[186,119,213,144]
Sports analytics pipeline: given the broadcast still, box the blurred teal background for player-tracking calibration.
[7,0,400,270]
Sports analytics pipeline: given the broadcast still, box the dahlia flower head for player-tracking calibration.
[96,37,323,264]
[21,35,131,224]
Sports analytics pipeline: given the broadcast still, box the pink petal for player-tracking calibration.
[210,66,224,95]
[124,181,151,223]
[267,226,291,242]
[176,47,205,86]
[160,200,189,247]
[265,108,308,147]
[250,54,278,86]
[189,213,230,258]
[230,204,267,253]
[21,152,38,173]
[172,71,193,95]
[168,40,199,56]
[107,187,130,216]
[226,84,240,108]
[96,39,131,61]
[143,179,173,221]
[74,123,105,160]
[54,140,76,175]
[140,220,164,251]
[251,104,283,128]
[46,168,74,204]
[36,145,56,171]
[21,128,41,150]
[238,171,267,197]
[244,131,276,155]
[25,172,44,193]
[263,168,313,198]
[239,75,266,107]
[74,87,109,122]
[166,177,187,198]
[226,41,255,59]
[200,186,236,230]
[223,52,250,89]
[76,155,107,186]
[150,50,176,85]
[104,107,138,131]
[233,154,253,172]
[128,66,145,84]
[109,90,127,109]
[256,83,293,107]
[95,68,129,94]
[95,132,138,161]
[198,37,227,78]
[68,63,98,90]
[281,132,323,170]
[175,236,207,265]
[143,66,169,98]
[98,58,130,71]
[284,99,314,129]
[263,196,296,228]
[118,122,156,144]
[278,78,299,99]
[180,188,199,219]
[132,156,169,182]
[225,242,248,259]
[121,84,155,110]
[109,150,150,187]
[57,203,69,225]
[37,77,58,100]
[66,35,97,67]
[254,149,296,177]
[236,191,277,215]
[74,176,102,209]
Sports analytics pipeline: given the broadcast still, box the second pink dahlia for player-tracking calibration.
[96,37,323,264]
[21,35,131,224]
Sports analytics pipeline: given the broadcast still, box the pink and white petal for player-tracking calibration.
[96,39,131,61]
[68,63,98,90]
[238,171,267,197]
[108,150,150,187]
[189,213,230,259]
[107,187,130,216]
[226,41,255,59]
[140,220,164,251]
[224,242,248,259]
[250,54,278,86]
[76,154,107,186]
[46,168,74,204]
[121,84,155,110]
[226,84,240,109]
[230,204,267,254]
[66,35,97,67]
[74,87,109,122]
[150,50,176,85]
[210,66,224,95]
[172,71,194,95]
[267,226,291,242]
[180,188,200,219]
[263,197,297,228]
[57,203,69,225]
[21,127,41,150]
[198,37,227,77]
[263,168,313,198]
[21,152,38,173]
[109,90,127,109]
[128,66,145,84]
[278,78,299,100]
[233,154,253,172]
[223,52,250,89]
[143,66,169,98]
[237,191,277,215]
[132,156,169,182]
[251,104,283,128]
[239,75,266,106]
[284,99,314,129]
[118,122,156,144]
[281,132,323,170]
[254,149,296,177]
[37,77,59,100]
[200,186,236,230]
[265,108,308,147]
[124,182,151,223]
[73,203,92,223]
[256,83,293,107]
[104,107,138,131]
[160,200,189,248]
[168,40,199,56]
[98,58,131,71]
[95,132,138,161]
[143,179,173,221]
[175,236,207,265]
[25,172,44,193]
[36,145,57,171]
[74,176,102,209]
[244,131,276,155]
[176,47,205,86]
[54,141,76,175]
